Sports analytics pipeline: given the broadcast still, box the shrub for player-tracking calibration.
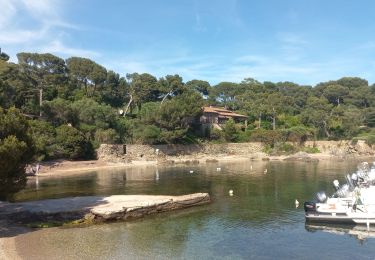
[0,108,35,199]
[134,125,162,144]
[55,125,95,160]
[209,127,225,142]
[28,120,56,160]
[249,129,284,146]
[265,142,297,155]
[365,135,375,146]
[223,118,240,142]
[281,126,315,144]
[94,128,119,144]
[302,146,321,153]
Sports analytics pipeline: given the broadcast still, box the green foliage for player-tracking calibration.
[365,136,375,146]
[281,126,315,144]
[55,125,95,160]
[66,57,107,98]
[114,118,134,143]
[185,79,211,96]
[322,84,349,105]
[302,146,321,154]
[272,142,298,155]
[28,120,56,160]
[134,125,162,144]
[126,73,160,111]
[209,127,225,142]
[94,128,119,144]
[365,109,375,127]
[2,49,375,161]
[0,107,35,199]
[0,51,10,61]
[137,102,160,124]
[42,98,76,126]
[353,129,375,146]
[352,135,375,146]
[222,119,239,142]
[71,98,115,131]
[249,129,284,146]
[277,114,301,128]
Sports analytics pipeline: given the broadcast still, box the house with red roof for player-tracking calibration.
[200,106,248,126]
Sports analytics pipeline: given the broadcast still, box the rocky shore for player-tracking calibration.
[0,193,210,225]
[32,141,375,177]
[97,140,375,164]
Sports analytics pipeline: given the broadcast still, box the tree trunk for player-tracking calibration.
[160,90,173,106]
[272,107,276,130]
[39,88,43,117]
[123,94,133,117]
[323,121,331,137]
[258,112,262,129]
[84,80,88,96]
[92,83,97,97]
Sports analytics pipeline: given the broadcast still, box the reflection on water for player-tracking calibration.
[305,223,375,243]
[12,159,375,259]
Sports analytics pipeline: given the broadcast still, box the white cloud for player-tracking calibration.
[0,0,98,61]
[21,0,58,18]
[0,26,49,44]
[39,40,100,58]
[0,0,17,29]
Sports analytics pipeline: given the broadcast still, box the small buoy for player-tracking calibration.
[217,167,221,171]
[229,190,234,196]
[264,169,268,174]
[295,199,299,208]
[189,170,194,173]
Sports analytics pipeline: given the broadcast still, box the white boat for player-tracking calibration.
[304,162,375,225]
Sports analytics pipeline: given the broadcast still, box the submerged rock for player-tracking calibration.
[284,152,319,162]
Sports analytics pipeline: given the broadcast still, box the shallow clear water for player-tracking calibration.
[12,159,375,259]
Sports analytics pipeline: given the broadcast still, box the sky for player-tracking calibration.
[1,0,375,86]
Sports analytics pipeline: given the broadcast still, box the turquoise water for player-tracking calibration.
[13,159,375,259]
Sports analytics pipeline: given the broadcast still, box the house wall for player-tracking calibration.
[200,112,218,124]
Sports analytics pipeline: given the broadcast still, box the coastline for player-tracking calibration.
[31,140,375,177]
[3,153,375,259]
[34,152,375,178]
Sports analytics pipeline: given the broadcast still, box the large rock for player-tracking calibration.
[89,193,210,221]
[284,152,318,162]
[0,193,211,224]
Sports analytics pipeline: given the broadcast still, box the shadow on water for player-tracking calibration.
[305,223,375,244]
[0,196,109,238]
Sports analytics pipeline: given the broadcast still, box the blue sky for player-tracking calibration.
[1,0,375,86]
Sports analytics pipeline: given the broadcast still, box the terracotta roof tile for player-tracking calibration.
[202,106,247,118]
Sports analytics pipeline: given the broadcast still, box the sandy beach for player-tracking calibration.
[33,152,369,178]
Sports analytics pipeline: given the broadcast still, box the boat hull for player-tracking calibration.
[306,212,375,224]
[304,201,375,224]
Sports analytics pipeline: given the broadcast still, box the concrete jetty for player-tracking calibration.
[0,193,210,224]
